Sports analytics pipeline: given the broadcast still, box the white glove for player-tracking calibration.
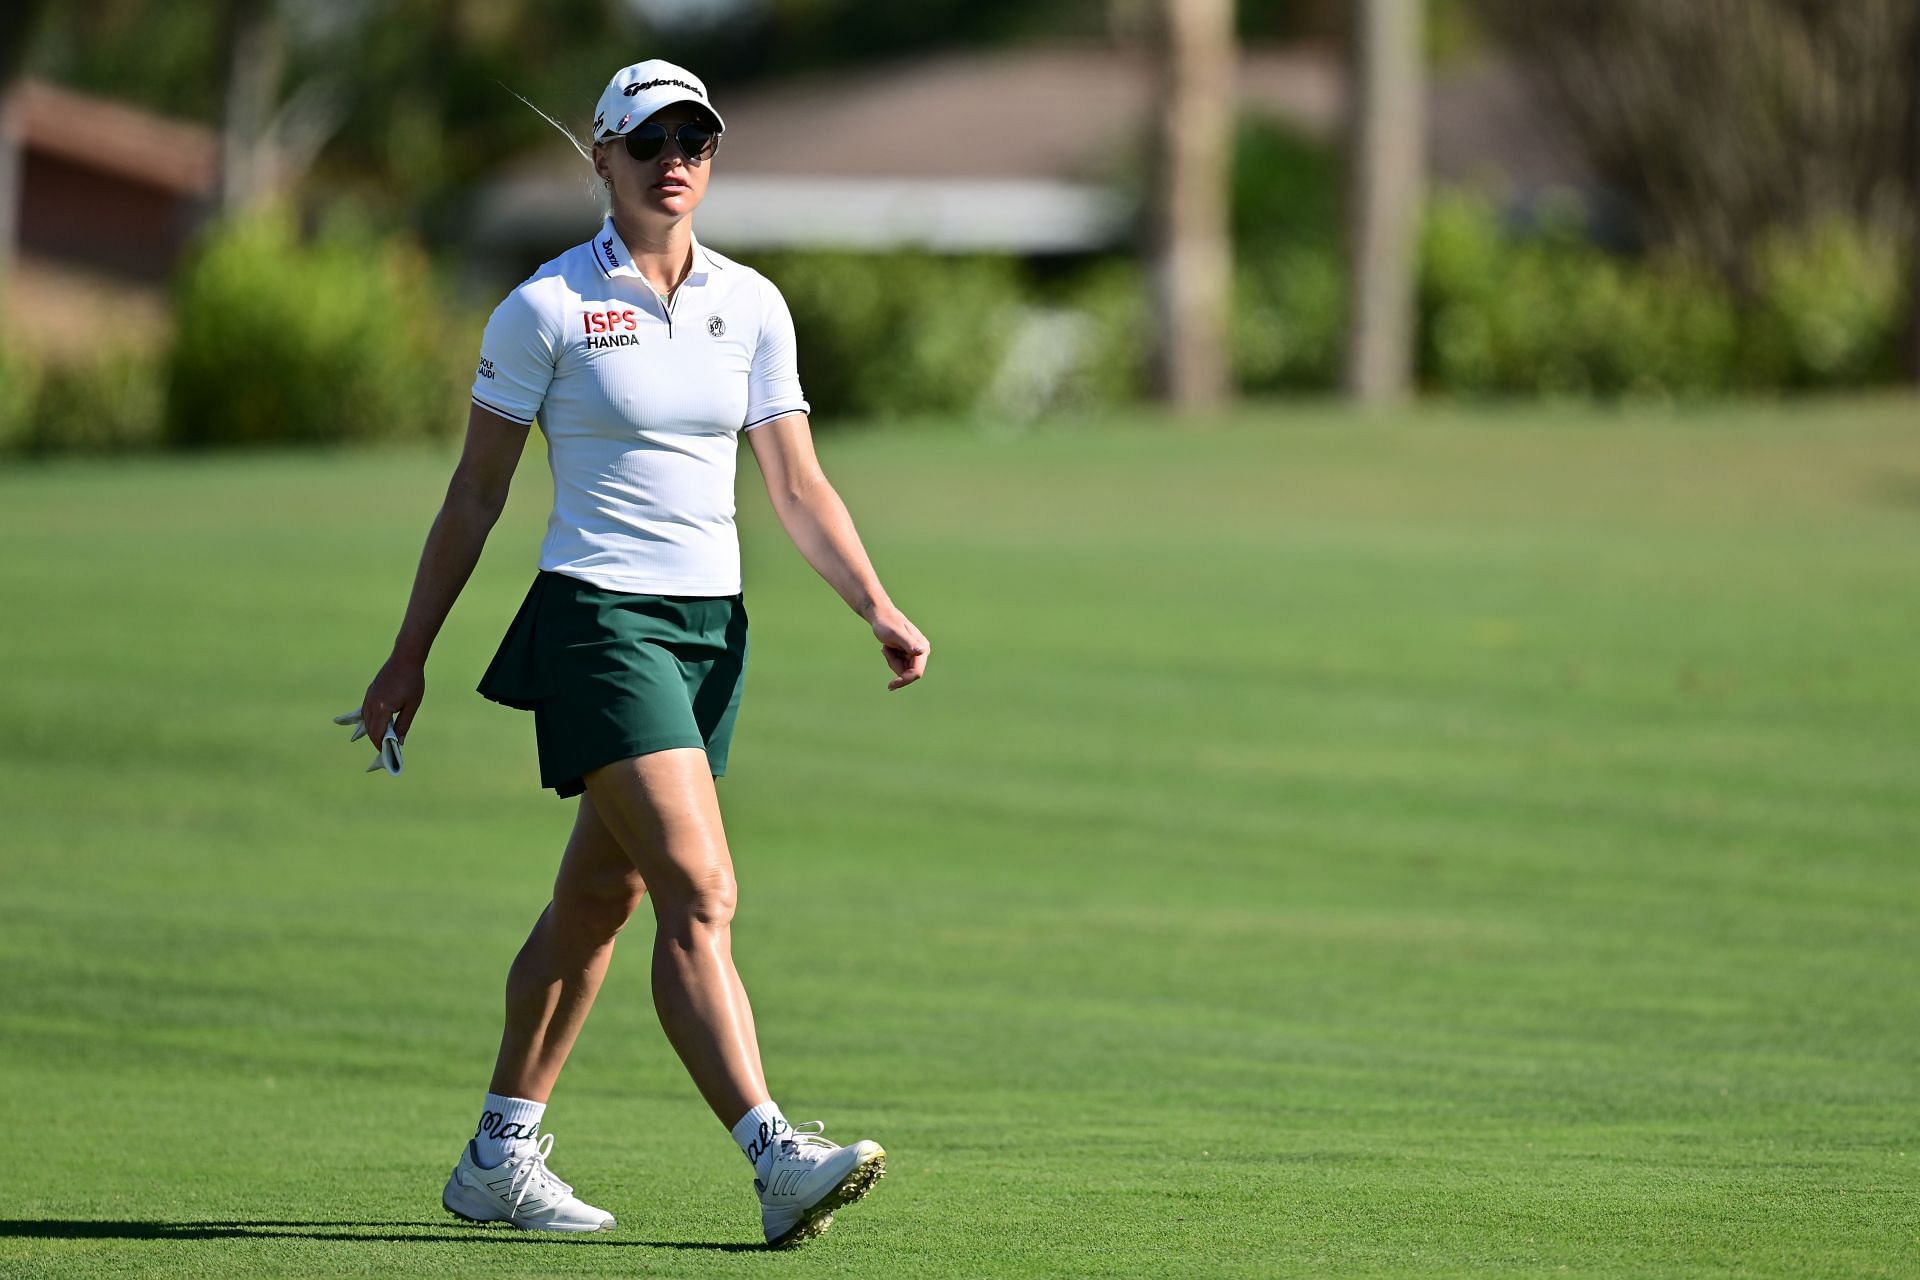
[332,707,404,776]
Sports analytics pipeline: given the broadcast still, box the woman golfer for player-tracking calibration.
[354,58,928,1248]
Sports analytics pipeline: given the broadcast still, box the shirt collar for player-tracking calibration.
[592,216,721,282]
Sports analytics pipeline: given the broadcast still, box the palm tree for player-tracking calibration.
[1343,0,1423,405]
[1148,0,1235,412]
[0,0,50,290]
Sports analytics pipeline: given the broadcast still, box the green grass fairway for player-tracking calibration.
[2,399,1916,1278]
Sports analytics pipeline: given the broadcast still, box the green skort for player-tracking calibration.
[477,569,749,797]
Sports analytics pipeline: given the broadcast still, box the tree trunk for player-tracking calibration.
[1149,0,1234,413]
[220,0,285,215]
[1343,0,1424,405]
[0,93,20,297]
[1907,8,1920,386]
[0,0,49,294]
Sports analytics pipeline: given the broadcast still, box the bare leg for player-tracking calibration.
[488,795,648,1101]
[583,746,770,1126]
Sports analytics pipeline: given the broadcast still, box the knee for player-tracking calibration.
[554,871,647,941]
[662,870,737,937]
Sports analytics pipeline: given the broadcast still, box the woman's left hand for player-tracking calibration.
[867,603,929,691]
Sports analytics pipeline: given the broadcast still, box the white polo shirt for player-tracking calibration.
[470,215,809,596]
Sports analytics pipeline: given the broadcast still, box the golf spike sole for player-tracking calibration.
[769,1148,887,1249]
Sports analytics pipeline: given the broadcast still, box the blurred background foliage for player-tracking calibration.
[1475,0,1917,277]
[165,207,471,449]
[1,0,1915,456]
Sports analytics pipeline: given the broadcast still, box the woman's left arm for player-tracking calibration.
[745,413,930,691]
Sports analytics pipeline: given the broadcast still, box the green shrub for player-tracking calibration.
[24,354,166,456]
[1228,119,1347,393]
[1060,258,1153,409]
[1417,190,1908,397]
[1419,190,1743,396]
[1233,242,1346,392]
[166,208,467,448]
[0,338,42,456]
[749,250,1157,422]
[747,250,1023,421]
[0,344,165,459]
[1010,259,1151,416]
[1746,219,1906,389]
[1231,119,1343,253]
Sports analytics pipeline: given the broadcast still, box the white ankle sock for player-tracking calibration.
[731,1100,791,1180]
[474,1092,546,1168]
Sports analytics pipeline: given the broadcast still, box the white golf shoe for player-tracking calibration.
[441,1132,616,1232]
[756,1120,886,1248]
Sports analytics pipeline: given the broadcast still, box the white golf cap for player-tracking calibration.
[592,59,725,142]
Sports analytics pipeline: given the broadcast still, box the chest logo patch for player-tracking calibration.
[707,315,726,337]
[583,307,640,348]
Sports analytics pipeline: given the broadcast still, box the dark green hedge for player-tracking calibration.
[3,159,1908,460]
[165,208,470,448]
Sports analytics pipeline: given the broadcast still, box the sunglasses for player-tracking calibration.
[620,120,721,164]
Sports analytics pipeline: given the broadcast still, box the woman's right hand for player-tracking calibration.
[360,653,426,744]
[350,404,522,745]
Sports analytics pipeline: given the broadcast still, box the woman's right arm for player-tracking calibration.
[358,403,530,742]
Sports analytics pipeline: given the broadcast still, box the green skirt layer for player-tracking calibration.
[477,569,748,797]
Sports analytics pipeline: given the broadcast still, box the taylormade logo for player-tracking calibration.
[624,78,702,98]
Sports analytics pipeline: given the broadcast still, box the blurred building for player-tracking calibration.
[1,78,218,351]
[467,41,1585,274]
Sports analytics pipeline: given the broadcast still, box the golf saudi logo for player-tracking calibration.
[707,315,726,337]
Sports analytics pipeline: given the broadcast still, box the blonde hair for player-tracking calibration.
[497,80,611,221]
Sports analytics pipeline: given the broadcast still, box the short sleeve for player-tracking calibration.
[470,285,558,426]
[742,276,810,430]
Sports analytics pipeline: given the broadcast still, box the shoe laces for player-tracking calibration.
[504,1132,573,1211]
[779,1120,841,1162]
